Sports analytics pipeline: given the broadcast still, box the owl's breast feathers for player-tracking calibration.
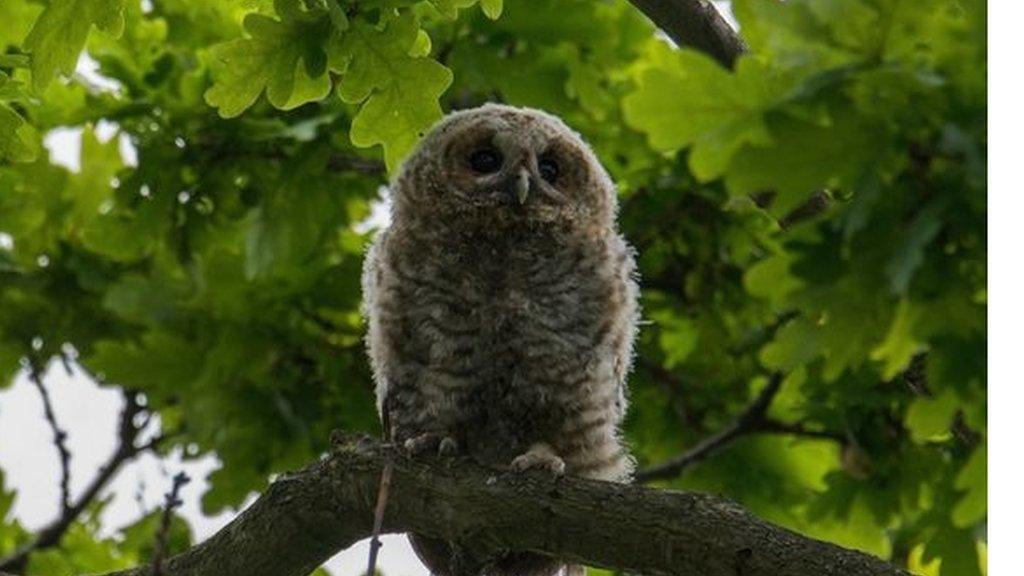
[365,221,637,478]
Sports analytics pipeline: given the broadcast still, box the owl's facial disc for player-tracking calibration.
[420,107,609,228]
[461,140,567,212]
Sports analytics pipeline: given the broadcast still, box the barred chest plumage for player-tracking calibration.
[375,222,635,478]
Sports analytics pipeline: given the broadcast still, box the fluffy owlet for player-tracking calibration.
[362,104,639,576]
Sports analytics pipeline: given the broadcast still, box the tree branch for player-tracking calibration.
[0,391,162,573]
[152,472,191,576]
[365,460,394,576]
[27,360,72,515]
[638,359,697,429]
[778,190,833,229]
[626,0,747,68]
[637,364,846,483]
[326,154,386,176]
[637,374,784,482]
[753,418,847,444]
[96,434,907,576]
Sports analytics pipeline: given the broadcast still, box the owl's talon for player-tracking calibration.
[403,432,459,457]
[403,433,439,454]
[438,436,459,457]
[510,443,566,476]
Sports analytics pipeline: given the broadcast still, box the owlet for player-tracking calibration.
[362,103,639,576]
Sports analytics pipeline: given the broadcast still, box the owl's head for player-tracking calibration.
[392,104,617,230]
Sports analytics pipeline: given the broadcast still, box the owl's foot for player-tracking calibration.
[403,432,459,457]
[510,443,566,476]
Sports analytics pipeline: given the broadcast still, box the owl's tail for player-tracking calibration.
[409,533,566,576]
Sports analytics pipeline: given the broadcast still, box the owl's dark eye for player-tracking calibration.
[469,147,503,174]
[538,155,559,184]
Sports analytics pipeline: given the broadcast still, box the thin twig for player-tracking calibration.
[27,359,72,514]
[900,353,981,448]
[753,418,847,444]
[366,461,395,576]
[0,390,167,573]
[637,374,784,482]
[637,372,849,483]
[326,154,386,176]
[639,359,697,430]
[152,472,191,576]
[778,191,833,229]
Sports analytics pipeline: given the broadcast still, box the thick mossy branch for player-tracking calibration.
[104,435,908,576]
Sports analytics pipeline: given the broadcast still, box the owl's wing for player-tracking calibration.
[361,227,393,439]
[611,235,640,421]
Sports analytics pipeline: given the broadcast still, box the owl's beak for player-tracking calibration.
[508,167,530,205]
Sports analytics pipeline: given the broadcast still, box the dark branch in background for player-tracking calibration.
[626,0,747,68]
[902,353,930,396]
[901,353,981,449]
[326,154,386,176]
[640,347,977,485]
[0,390,166,573]
[636,373,845,483]
[26,359,72,514]
[152,472,191,576]
[639,359,698,429]
[638,374,783,482]
[752,418,847,443]
[778,190,833,229]
[99,435,909,576]
[752,190,834,229]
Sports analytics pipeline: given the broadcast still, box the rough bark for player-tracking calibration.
[627,0,747,68]
[104,436,909,576]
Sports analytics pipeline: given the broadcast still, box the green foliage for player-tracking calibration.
[204,0,335,117]
[0,101,37,163]
[118,510,193,560]
[0,0,985,574]
[202,0,455,168]
[0,71,38,162]
[332,12,452,169]
[24,0,126,91]
[623,48,779,181]
[0,471,30,557]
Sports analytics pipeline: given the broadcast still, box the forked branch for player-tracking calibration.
[636,372,846,483]
[0,390,165,573]
[637,374,783,482]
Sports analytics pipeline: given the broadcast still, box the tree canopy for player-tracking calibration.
[0,1,986,575]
